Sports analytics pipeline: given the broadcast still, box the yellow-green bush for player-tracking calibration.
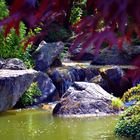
[111,98,124,110]
[122,84,140,103]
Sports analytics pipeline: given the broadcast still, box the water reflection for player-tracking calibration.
[0,109,131,140]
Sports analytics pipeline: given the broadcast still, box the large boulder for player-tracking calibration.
[91,47,130,65]
[90,66,132,97]
[33,72,57,103]
[33,41,64,72]
[0,69,36,112]
[53,82,118,116]
[2,58,27,70]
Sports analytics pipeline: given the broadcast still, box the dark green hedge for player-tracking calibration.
[115,102,140,139]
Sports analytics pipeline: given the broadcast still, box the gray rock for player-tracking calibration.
[53,82,118,116]
[33,41,64,72]
[70,43,94,61]
[91,45,140,65]
[123,45,140,57]
[0,69,36,112]
[2,58,27,70]
[50,58,62,68]
[33,72,57,103]
[0,58,5,69]
[91,66,132,97]
[91,47,130,65]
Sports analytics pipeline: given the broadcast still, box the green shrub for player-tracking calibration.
[70,6,83,24]
[0,0,34,68]
[20,82,42,107]
[0,0,8,19]
[70,0,87,24]
[115,85,140,139]
[122,84,140,103]
[115,102,140,139]
[111,98,124,110]
[0,22,26,58]
[128,94,140,103]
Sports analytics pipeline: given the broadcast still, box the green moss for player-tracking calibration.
[115,103,140,139]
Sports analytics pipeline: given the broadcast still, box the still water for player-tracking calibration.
[0,109,131,140]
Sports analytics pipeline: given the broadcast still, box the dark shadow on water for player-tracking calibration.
[0,111,17,117]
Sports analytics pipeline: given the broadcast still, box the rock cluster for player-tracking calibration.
[0,41,137,116]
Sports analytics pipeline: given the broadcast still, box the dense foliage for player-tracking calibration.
[70,0,87,24]
[0,0,33,68]
[0,0,140,49]
[0,22,26,58]
[115,85,140,139]
[115,102,140,139]
[0,0,8,19]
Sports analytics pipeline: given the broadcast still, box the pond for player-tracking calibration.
[0,109,131,140]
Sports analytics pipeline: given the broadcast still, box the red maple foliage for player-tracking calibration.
[0,0,140,78]
[71,0,140,52]
[1,0,140,47]
[1,0,71,39]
